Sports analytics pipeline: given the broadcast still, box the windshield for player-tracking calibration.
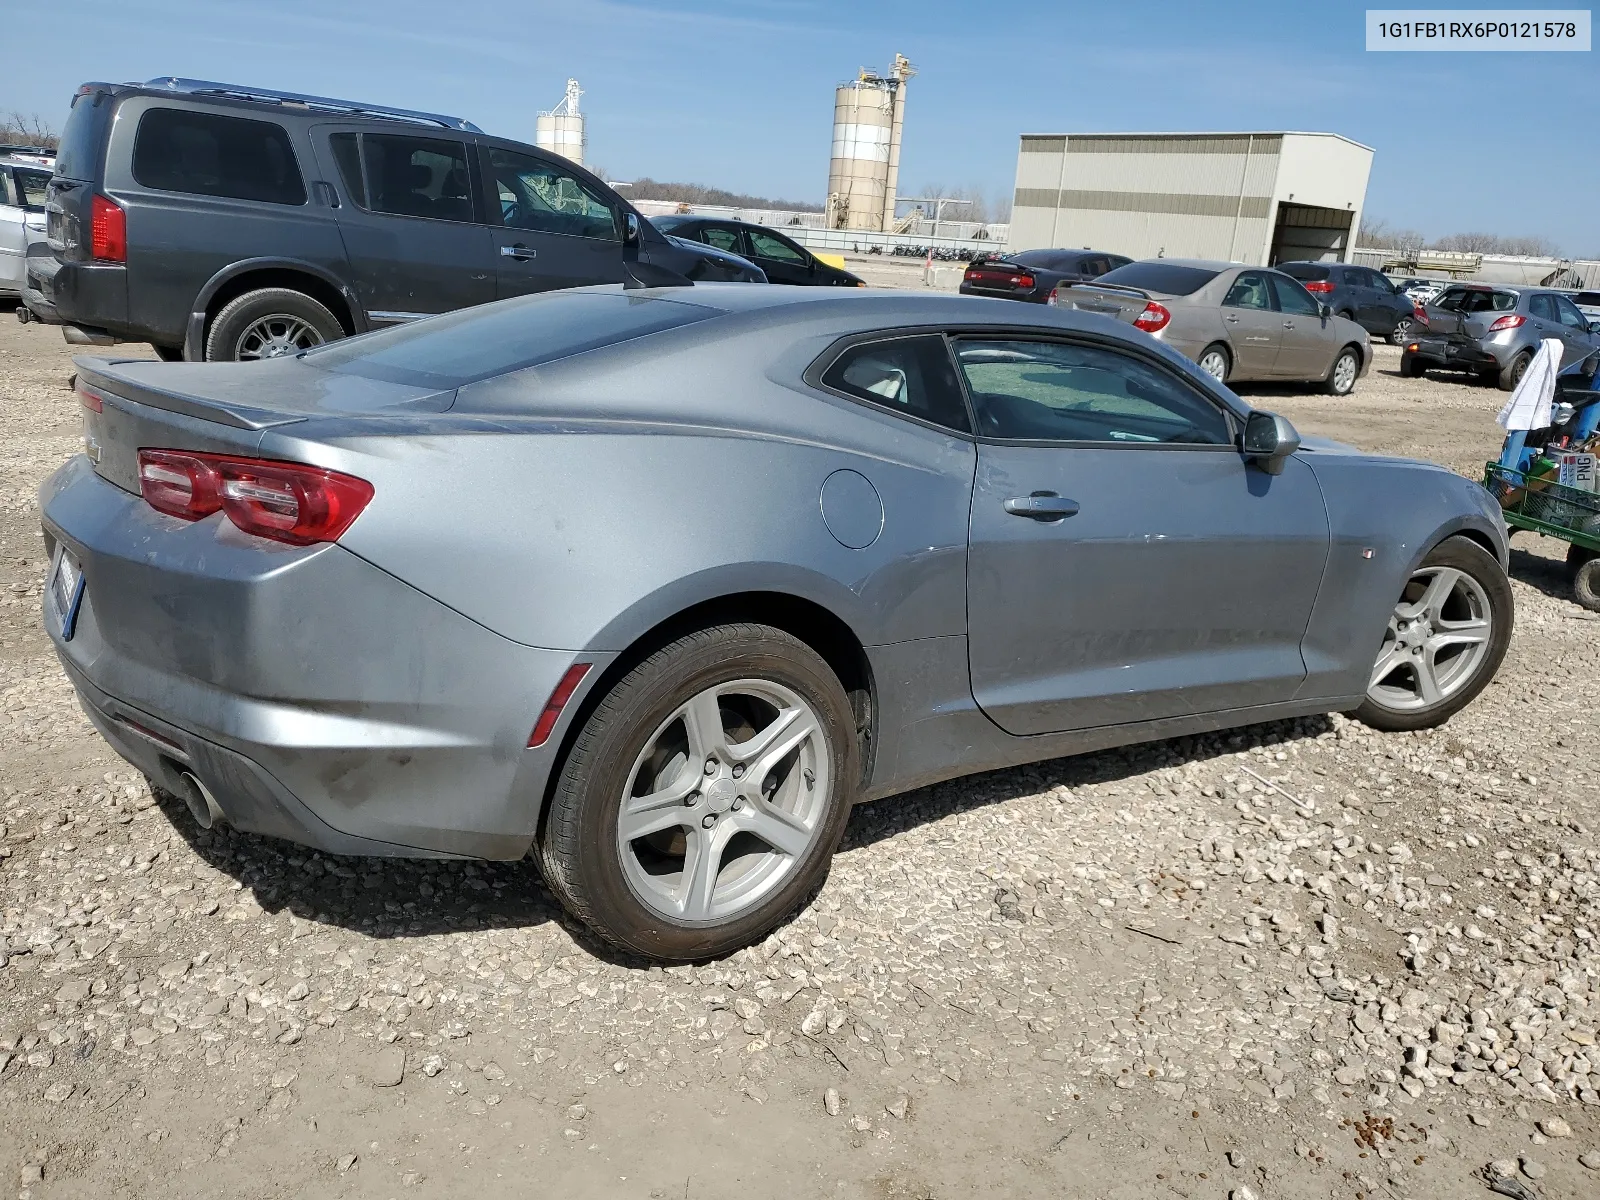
[651,215,692,232]
[1434,287,1517,313]
[54,88,112,181]
[1095,262,1220,296]
[1278,264,1330,282]
[1011,250,1074,270]
[304,291,717,388]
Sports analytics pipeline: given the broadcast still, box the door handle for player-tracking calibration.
[500,244,537,261]
[1282,321,1295,329]
[1225,315,1240,323]
[1004,492,1080,521]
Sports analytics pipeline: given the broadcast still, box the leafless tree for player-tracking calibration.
[1360,216,1563,258]
[1,111,59,149]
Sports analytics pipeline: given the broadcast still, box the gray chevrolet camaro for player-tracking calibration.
[42,284,1512,960]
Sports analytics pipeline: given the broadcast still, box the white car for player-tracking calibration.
[1400,279,1445,307]
[0,148,53,300]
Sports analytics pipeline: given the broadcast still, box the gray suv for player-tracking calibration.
[29,79,763,361]
[1403,284,1600,389]
[1276,261,1418,344]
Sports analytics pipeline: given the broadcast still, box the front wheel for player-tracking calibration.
[1321,346,1361,395]
[1354,536,1512,731]
[538,623,858,961]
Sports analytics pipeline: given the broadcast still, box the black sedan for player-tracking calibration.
[651,216,865,286]
[960,248,1131,303]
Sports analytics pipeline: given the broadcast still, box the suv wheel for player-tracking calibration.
[206,288,344,362]
[539,623,858,961]
[1388,315,1413,346]
[1354,536,1512,731]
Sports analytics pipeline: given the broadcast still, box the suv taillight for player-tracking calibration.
[137,450,373,545]
[1487,314,1526,333]
[90,195,126,262]
[1302,280,1335,294]
[1133,301,1171,333]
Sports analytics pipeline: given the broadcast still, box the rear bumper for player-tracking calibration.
[1406,334,1511,370]
[958,283,1047,303]
[37,255,138,341]
[40,456,607,860]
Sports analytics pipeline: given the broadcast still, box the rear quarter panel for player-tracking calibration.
[1295,452,1506,701]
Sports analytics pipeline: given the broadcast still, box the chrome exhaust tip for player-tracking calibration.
[177,770,225,830]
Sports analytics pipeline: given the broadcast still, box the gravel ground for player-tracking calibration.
[2,310,1598,1200]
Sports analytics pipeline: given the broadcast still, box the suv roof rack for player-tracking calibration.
[142,78,483,133]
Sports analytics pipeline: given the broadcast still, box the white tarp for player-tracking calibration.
[1497,338,1565,431]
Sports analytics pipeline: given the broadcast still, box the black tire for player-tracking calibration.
[538,623,859,962]
[1387,316,1414,346]
[1353,536,1513,732]
[1321,345,1362,395]
[1196,343,1231,384]
[204,288,343,363]
[1400,354,1427,378]
[1497,350,1533,392]
[1567,540,1598,570]
[151,344,184,362]
[1574,559,1600,613]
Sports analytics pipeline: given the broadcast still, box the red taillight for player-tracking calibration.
[90,195,126,263]
[77,383,104,413]
[1487,314,1526,332]
[137,450,373,544]
[528,664,592,748]
[1047,285,1062,306]
[1302,280,1335,294]
[1133,301,1171,333]
[1413,305,1428,326]
[1016,274,1034,289]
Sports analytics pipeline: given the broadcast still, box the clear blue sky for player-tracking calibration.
[8,0,1595,253]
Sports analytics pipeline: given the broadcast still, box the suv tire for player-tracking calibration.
[539,623,859,962]
[205,288,344,362]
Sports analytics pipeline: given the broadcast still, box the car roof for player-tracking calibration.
[1122,258,1243,271]
[95,78,481,133]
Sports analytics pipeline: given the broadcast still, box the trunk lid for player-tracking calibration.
[1421,287,1518,340]
[1054,282,1157,325]
[75,356,452,495]
[964,262,1035,292]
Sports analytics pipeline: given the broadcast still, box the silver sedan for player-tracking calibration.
[42,285,1508,961]
[1055,258,1372,394]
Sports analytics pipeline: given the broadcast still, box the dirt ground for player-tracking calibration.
[2,301,1598,1200]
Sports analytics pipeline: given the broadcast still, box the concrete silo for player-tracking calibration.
[826,54,913,232]
[535,79,585,166]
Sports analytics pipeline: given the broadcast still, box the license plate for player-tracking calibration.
[51,549,85,640]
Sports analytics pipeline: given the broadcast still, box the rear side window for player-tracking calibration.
[362,134,475,223]
[133,108,306,205]
[1096,262,1220,296]
[819,335,971,433]
[55,88,113,181]
[1435,287,1517,313]
[13,168,50,209]
[307,292,715,388]
[328,133,365,207]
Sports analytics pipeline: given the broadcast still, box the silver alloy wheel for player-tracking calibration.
[616,678,830,924]
[1198,348,1228,381]
[235,315,325,361]
[1391,317,1412,344]
[1332,350,1359,394]
[1367,565,1493,711]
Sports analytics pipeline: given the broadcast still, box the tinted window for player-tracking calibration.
[1554,296,1590,329]
[1271,274,1322,316]
[820,335,971,433]
[132,107,306,205]
[650,214,692,232]
[487,147,617,239]
[1278,263,1330,282]
[1577,292,1600,307]
[1013,250,1074,270]
[1435,288,1517,313]
[361,134,474,222]
[1223,271,1274,310]
[328,133,365,207]
[13,167,50,209]
[54,89,112,181]
[1529,294,1557,320]
[955,339,1231,445]
[700,226,742,253]
[307,292,714,388]
[747,229,805,264]
[1096,262,1220,296]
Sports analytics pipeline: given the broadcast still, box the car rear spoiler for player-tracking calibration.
[1067,282,1152,300]
[74,357,307,430]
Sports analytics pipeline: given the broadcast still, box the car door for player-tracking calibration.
[1217,270,1282,378]
[313,127,494,322]
[0,168,25,293]
[1367,270,1409,331]
[744,226,813,285]
[1526,294,1564,346]
[957,335,1329,734]
[1553,294,1600,363]
[1269,272,1339,380]
[479,144,625,297]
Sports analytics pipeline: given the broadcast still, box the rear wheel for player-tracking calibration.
[1321,345,1361,395]
[1388,316,1414,346]
[205,288,343,363]
[1574,559,1600,613]
[1354,536,1512,731]
[1196,344,1231,384]
[538,623,858,961]
[1498,349,1533,392]
[152,344,184,363]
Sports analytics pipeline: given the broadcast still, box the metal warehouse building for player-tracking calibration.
[1009,132,1374,266]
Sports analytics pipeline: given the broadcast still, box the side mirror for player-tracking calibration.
[1242,410,1302,475]
[623,212,642,256]
[1589,320,1600,335]
[1319,302,1332,320]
